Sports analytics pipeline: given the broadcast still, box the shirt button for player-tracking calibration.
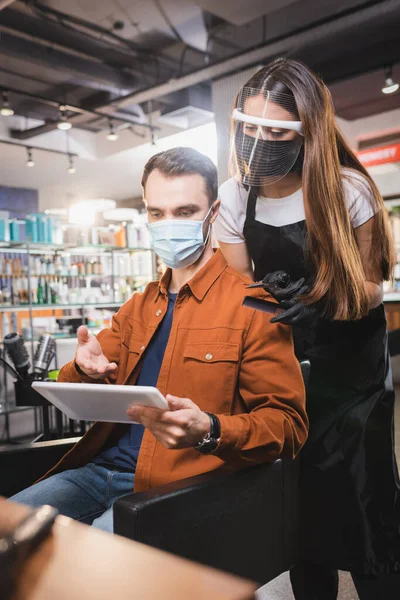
[140,345,145,352]
[156,309,162,317]
[205,353,213,361]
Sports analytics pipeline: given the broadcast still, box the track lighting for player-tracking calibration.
[0,91,14,117]
[57,106,72,130]
[26,147,35,167]
[382,66,399,94]
[67,154,76,174]
[106,119,118,141]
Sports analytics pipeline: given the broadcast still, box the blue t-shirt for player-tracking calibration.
[93,292,177,472]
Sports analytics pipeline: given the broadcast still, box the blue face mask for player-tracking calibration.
[148,205,213,269]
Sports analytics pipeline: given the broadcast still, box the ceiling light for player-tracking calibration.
[69,203,95,226]
[69,199,117,225]
[26,147,35,168]
[67,155,76,174]
[86,199,116,211]
[106,120,118,141]
[382,66,399,94]
[57,106,72,130]
[103,208,139,221]
[0,91,14,117]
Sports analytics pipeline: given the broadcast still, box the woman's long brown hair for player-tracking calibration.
[232,58,394,320]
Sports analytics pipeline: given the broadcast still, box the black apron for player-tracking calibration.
[243,187,400,575]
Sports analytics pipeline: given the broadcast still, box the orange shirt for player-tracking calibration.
[49,250,307,492]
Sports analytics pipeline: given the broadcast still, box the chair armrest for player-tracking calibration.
[0,437,80,497]
[114,458,299,585]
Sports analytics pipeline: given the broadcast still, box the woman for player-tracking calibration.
[214,58,400,599]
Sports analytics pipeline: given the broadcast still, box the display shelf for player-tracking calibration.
[383,292,400,302]
[0,274,111,278]
[0,242,152,254]
[0,302,122,312]
[0,274,151,280]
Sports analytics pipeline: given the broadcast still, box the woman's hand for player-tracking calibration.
[253,270,308,302]
[271,300,319,325]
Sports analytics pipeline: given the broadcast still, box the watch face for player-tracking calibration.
[195,437,219,454]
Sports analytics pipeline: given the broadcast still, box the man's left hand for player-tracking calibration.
[127,395,210,449]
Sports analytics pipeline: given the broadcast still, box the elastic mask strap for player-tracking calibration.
[203,204,215,245]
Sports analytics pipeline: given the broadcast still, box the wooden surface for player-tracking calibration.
[385,302,400,331]
[0,499,256,600]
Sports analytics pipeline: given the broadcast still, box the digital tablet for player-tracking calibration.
[32,381,168,424]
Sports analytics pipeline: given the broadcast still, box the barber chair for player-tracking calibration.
[113,359,310,584]
[0,361,310,585]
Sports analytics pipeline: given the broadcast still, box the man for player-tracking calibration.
[11,147,307,532]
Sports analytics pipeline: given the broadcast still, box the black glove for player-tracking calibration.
[271,300,319,326]
[258,270,307,302]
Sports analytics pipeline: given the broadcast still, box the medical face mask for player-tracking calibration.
[148,205,213,269]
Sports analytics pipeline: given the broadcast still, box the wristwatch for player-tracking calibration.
[195,412,221,454]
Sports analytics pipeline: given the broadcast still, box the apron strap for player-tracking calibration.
[245,187,258,222]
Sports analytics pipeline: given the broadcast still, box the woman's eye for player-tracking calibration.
[270,129,285,138]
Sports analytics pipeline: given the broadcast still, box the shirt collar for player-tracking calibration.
[157,249,227,301]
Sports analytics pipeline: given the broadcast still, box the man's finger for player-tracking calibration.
[77,326,90,345]
[166,395,194,411]
[127,404,166,422]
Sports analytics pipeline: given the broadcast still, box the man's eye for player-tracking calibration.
[151,212,162,219]
[178,211,192,217]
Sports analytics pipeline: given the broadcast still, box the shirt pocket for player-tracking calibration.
[182,342,240,414]
[121,333,145,384]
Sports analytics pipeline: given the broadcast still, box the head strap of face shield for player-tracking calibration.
[232,108,304,136]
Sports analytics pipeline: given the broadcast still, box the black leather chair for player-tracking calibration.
[0,437,80,498]
[113,359,310,584]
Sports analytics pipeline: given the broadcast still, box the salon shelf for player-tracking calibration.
[384,293,400,302]
[0,302,122,312]
[0,242,152,254]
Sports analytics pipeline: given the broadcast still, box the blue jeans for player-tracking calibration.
[10,463,135,533]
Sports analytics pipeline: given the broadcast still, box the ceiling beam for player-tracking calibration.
[0,7,163,81]
[0,138,78,157]
[0,30,137,92]
[2,85,159,140]
[100,0,400,110]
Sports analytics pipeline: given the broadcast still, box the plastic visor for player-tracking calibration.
[231,87,304,186]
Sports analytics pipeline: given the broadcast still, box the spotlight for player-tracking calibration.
[382,66,399,94]
[67,155,76,174]
[57,106,72,131]
[0,91,14,117]
[106,120,118,141]
[26,148,35,168]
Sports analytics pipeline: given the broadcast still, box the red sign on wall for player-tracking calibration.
[357,143,400,167]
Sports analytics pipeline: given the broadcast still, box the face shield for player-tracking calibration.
[231,87,304,187]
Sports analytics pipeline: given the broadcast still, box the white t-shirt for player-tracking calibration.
[214,169,376,244]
